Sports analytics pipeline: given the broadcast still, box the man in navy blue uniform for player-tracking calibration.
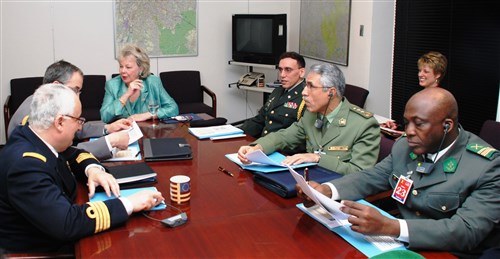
[0,83,164,253]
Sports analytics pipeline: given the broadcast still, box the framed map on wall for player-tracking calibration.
[113,0,198,58]
[299,0,351,66]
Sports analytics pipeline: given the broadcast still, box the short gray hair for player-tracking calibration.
[309,63,346,98]
[29,83,77,130]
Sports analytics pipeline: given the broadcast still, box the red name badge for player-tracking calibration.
[392,175,413,204]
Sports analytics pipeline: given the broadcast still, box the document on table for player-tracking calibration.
[188,124,244,139]
[128,120,143,144]
[288,166,348,224]
[290,165,405,257]
[225,152,317,173]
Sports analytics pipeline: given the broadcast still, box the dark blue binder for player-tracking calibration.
[252,166,343,198]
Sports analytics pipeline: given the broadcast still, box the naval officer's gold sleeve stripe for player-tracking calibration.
[86,201,111,233]
[76,153,98,164]
[23,152,47,162]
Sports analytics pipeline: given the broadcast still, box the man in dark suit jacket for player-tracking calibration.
[299,88,500,257]
[8,60,131,159]
[240,52,307,138]
[0,84,164,253]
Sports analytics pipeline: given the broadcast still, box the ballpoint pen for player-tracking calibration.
[304,167,309,182]
[218,166,234,177]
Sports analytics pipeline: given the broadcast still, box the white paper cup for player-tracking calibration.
[170,175,191,204]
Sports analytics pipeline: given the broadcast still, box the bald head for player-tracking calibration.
[404,88,459,154]
[407,87,458,123]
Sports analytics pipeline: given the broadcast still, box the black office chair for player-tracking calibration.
[159,70,217,117]
[378,134,395,162]
[344,84,369,108]
[3,76,44,140]
[479,120,500,150]
[80,75,106,121]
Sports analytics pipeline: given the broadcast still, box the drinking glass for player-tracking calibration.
[148,100,159,127]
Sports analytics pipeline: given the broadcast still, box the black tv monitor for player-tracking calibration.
[232,14,287,65]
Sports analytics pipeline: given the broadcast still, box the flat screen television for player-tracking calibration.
[232,14,287,65]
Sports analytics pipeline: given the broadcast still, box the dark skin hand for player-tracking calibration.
[296,182,400,237]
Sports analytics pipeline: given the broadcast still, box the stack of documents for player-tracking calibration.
[289,166,405,257]
[188,124,244,139]
[106,162,157,187]
[225,150,317,173]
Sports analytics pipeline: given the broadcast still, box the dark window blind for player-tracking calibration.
[392,0,499,134]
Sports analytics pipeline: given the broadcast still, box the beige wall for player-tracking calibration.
[0,0,395,144]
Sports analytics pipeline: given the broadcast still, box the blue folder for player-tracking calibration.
[252,166,343,198]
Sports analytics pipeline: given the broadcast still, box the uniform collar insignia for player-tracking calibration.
[443,157,457,173]
[338,118,346,126]
[409,152,418,160]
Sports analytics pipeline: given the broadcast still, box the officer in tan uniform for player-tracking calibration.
[240,52,307,138]
[238,63,380,175]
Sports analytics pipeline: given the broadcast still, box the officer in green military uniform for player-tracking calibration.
[240,52,307,138]
[238,63,380,175]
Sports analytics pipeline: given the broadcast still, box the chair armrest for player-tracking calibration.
[201,85,217,117]
[4,94,11,140]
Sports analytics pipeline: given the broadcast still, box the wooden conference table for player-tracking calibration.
[75,119,455,258]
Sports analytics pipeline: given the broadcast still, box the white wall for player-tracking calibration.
[0,0,395,144]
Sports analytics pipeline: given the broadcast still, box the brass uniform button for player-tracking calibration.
[263,130,268,134]
[441,206,447,211]
[270,110,275,114]
[269,121,273,124]
[415,211,421,216]
[285,114,289,117]
[412,190,418,196]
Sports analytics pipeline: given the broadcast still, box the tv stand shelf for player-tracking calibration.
[228,60,277,71]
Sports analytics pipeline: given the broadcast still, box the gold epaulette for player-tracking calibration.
[76,152,98,164]
[86,201,111,233]
[466,143,498,160]
[23,152,46,162]
[21,115,29,126]
[296,99,305,121]
[350,106,373,118]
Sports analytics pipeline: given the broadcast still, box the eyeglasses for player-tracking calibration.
[62,114,86,125]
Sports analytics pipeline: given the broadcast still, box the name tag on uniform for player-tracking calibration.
[392,175,413,204]
[328,146,349,151]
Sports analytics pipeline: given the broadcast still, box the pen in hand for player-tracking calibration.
[218,166,234,177]
[304,167,309,183]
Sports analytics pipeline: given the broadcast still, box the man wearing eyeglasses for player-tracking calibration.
[239,52,307,141]
[238,63,380,175]
[7,60,131,160]
[0,84,164,253]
